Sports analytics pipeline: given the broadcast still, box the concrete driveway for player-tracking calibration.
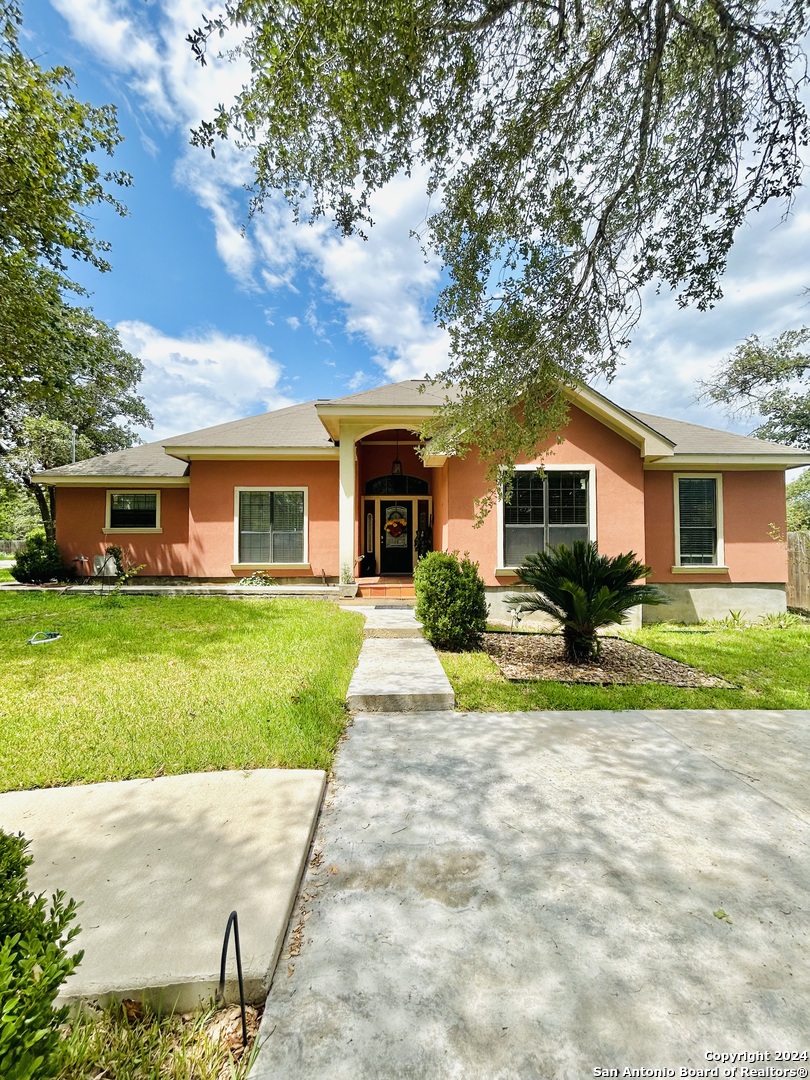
[251,709,810,1079]
[0,769,325,1009]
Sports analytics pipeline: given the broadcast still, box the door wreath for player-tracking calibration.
[384,516,407,538]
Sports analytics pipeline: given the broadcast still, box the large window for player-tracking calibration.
[237,489,306,564]
[675,475,722,566]
[106,491,160,531]
[502,469,591,567]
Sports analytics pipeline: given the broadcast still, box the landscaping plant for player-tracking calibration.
[10,529,69,585]
[0,830,82,1080]
[414,550,487,650]
[507,541,668,662]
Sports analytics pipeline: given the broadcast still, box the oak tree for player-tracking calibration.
[701,326,810,449]
[0,1,150,534]
[189,0,810,482]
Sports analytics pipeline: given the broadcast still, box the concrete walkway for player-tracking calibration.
[346,605,455,712]
[251,701,810,1077]
[0,770,325,1009]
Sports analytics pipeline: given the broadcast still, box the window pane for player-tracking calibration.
[239,491,304,563]
[272,530,303,562]
[503,470,590,564]
[110,493,157,528]
[504,526,545,566]
[679,478,717,564]
[272,491,304,531]
[239,492,271,562]
[504,472,544,525]
[548,472,588,525]
[548,524,589,550]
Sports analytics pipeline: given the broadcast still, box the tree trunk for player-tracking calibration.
[26,479,56,542]
[563,625,600,663]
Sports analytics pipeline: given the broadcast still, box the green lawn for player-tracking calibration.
[0,593,364,791]
[0,568,14,583]
[441,622,810,711]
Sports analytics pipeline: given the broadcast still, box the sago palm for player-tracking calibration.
[506,541,668,663]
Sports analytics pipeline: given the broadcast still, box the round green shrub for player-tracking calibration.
[0,830,83,1080]
[414,550,488,650]
[10,531,68,584]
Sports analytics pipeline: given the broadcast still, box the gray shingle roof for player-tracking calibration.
[33,382,808,482]
[162,400,333,449]
[628,410,808,458]
[323,379,457,408]
[35,440,189,480]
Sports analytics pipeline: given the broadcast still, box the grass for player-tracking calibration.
[0,567,14,582]
[56,1001,258,1080]
[440,621,810,711]
[0,592,364,791]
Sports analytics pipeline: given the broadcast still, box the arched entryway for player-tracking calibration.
[356,431,433,577]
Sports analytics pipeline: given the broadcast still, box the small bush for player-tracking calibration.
[414,550,488,650]
[0,830,83,1080]
[237,570,278,586]
[10,531,69,585]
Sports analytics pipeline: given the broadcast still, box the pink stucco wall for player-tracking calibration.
[186,459,340,577]
[51,415,790,585]
[446,406,647,586]
[644,470,787,583]
[358,441,429,489]
[55,487,191,576]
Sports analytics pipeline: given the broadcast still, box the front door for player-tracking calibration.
[380,501,412,575]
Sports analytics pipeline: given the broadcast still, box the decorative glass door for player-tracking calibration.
[380,501,412,574]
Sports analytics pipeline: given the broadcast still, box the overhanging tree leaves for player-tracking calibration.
[189,0,810,481]
[4,418,95,540]
[0,1,130,272]
[786,468,810,529]
[700,326,810,448]
[0,1,150,534]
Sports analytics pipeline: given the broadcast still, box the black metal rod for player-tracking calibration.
[218,909,248,1047]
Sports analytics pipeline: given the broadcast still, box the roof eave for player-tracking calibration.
[31,473,191,487]
[314,403,437,441]
[644,453,810,470]
[564,385,676,458]
[162,445,339,462]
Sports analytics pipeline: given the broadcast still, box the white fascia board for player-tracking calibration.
[314,404,436,441]
[31,474,190,487]
[162,446,339,462]
[645,454,810,470]
[564,385,675,458]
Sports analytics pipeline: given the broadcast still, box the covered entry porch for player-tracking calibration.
[313,390,449,591]
[355,430,433,584]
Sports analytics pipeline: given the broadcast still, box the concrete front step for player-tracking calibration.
[346,637,455,712]
[357,584,416,598]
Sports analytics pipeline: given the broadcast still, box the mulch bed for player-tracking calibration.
[481,632,734,687]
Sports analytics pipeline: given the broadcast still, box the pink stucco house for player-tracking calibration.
[35,379,810,621]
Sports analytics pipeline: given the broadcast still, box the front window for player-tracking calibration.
[238,489,305,563]
[107,491,159,530]
[676,476,720,566]
[503,470,590,566]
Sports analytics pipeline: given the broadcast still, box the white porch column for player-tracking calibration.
[338,427,358,575]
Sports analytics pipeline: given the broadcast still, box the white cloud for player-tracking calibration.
[49,0,451,385]
[50,0,810,430]
[117,322,296,440]
[286,316,301,330]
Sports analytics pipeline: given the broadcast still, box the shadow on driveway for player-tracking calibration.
[252,709,810,1079]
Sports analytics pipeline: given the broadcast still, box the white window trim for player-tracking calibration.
[103,489,162,534]
[496,464,597,570]
[233,486,309,567]
[673,473,725,570]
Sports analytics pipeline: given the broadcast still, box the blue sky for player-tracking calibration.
[25,0,810,443]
